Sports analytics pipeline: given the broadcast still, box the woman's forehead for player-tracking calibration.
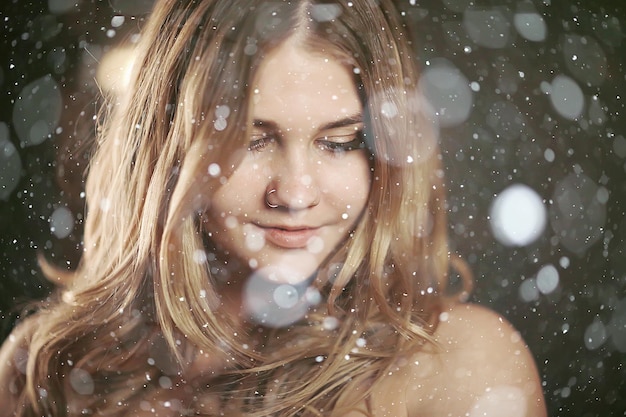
[249,41,362,128]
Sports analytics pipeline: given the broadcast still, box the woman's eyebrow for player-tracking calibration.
[252,113,363,132]
[252,119,279,130]
[318,113,363,131]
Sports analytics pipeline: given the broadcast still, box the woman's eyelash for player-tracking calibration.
[248,135,276,152]
[318,132,365,153]
[247,131,364,153]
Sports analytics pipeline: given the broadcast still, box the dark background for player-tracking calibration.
[1,1,624,416]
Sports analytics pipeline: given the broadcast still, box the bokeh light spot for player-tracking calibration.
[519,278,539,303]
[49,206,74,239]
[419,60,473,127]
[584,317,607,350]
[562,34,607,87]
[490,184,547,246]
[514,12,547,42]
[243,224,265,252]
[12,75,62,147]
[69,368,95,396]
[0,123,22,201]
[469,385,527,417]
[244,268,312,328]
[463,8,511,49]
[549,172,606,256]
[536,264,559,295]
[549,75,584,120]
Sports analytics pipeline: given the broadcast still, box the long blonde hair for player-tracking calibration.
[9,0,467,415]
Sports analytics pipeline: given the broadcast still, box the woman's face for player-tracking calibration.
[206,40,371,285]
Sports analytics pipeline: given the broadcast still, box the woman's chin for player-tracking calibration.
[247,249,322,285]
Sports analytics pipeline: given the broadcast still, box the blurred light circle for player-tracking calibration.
[519,278,539,302]
[588,97,607,125]
[273,284,299,309]
[419,60,473,127]
[49,206,74,239]
[609,299,626,353]
[562,34,607,87]
[486,101,526,141]
[591,14,623,48]
[69,368,95,396]
[536,264,559,295]
[311,4,342,22]
[243,267,311,328]
[468,385,527,417]
[243,224,265,252]
[48,0,78,14]
[463,8,511,49]
[442,0,474,13]
[110,0,155,15]
[549,75,584,120]
[513,12,547,42]
[12,75,62,147]
[584,317,607,350]
[549,172,606,256]
[97,46,136,94]
[596,187,609,204]
[489,184,547,246]
[0,123,22,201]
[613,135,626,158]
[111,15,125,28]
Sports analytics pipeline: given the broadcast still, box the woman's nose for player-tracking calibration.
[266,159,321,210]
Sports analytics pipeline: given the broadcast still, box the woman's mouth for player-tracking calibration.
[261,225,319,249]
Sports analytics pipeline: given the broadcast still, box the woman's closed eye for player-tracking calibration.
[248,132,364,155]
[248,134,277,152]
[316,132,364,155]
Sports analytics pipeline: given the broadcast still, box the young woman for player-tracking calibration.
[0,0,546,415]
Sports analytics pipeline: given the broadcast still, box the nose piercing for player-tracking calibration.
[266,188,279,208]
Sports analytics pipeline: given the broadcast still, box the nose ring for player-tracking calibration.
[266,188,279,208]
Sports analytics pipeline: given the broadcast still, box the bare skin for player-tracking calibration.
[0,302,546,416]
[350,303,547,417]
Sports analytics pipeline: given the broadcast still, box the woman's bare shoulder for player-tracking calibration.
[408,302,546,416]
[370,302,547,417]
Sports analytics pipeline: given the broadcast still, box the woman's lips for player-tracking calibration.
[262,226,318,249]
